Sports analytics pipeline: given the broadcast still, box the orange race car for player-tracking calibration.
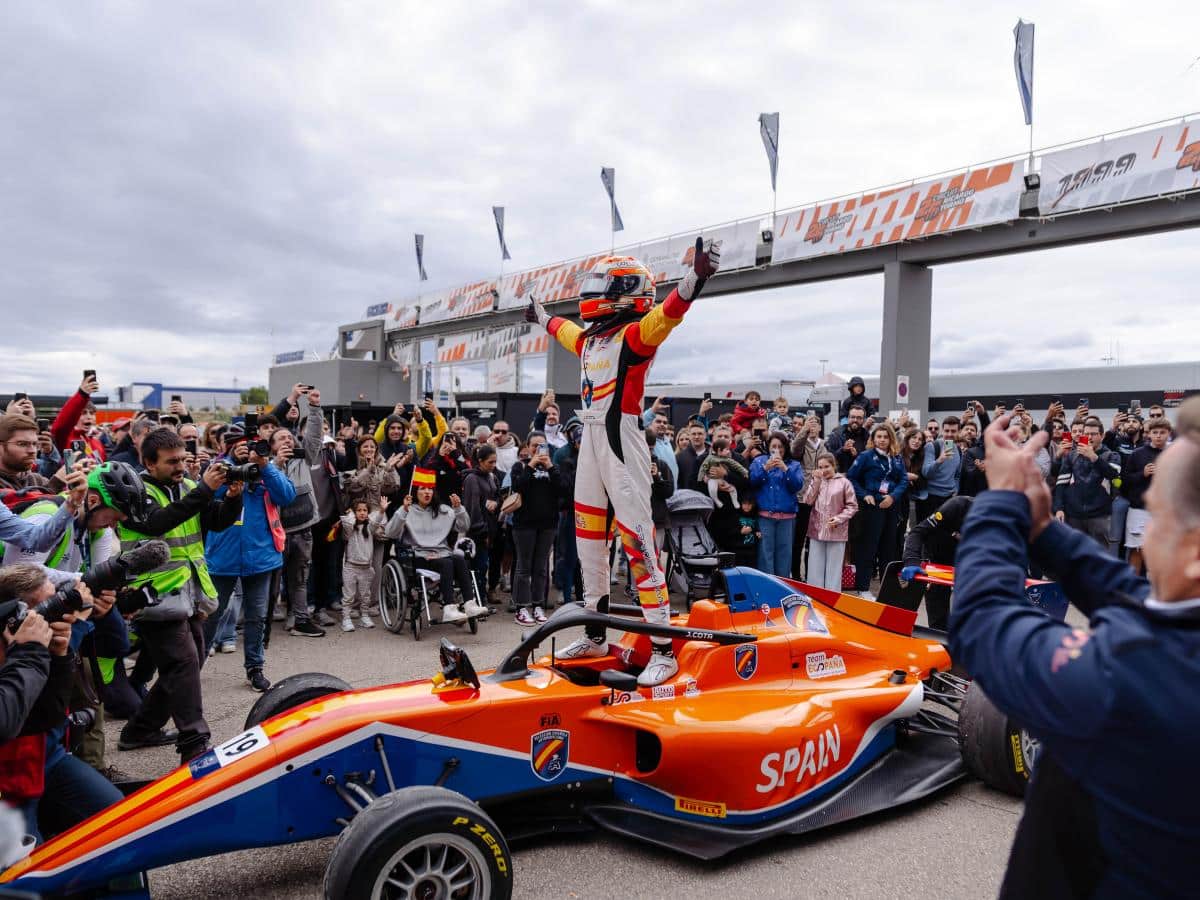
[0,565,1031,900]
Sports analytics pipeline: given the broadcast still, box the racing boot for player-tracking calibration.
[637,641,679,687]
[555,595,609,660]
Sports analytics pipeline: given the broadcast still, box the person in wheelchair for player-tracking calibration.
[382,468,485,624]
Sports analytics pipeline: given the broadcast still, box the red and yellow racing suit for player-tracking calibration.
[544,289,695,626]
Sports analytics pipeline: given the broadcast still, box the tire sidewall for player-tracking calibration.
[244,673,351,730]
[327,793,512,900]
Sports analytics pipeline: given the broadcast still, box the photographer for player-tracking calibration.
[202,427,295,692]
[950,402,1200,897]
[116,433,242,764]
[0,464,136,775]
[0,566,121,842]
[268,416,326,637]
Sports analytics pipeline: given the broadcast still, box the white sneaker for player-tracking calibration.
[861,591,877,602]
[638,651,679,687]
[462,600,487,618]
[532,605,548,624]
[441,604,467,624]
[554,637,607,660]
[284,614,295,631]
[341,616,355,633]
[359,614,375,629]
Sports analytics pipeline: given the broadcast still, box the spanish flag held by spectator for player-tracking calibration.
[411,467,437,491]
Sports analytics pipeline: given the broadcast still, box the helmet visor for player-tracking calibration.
[578,272,648,300]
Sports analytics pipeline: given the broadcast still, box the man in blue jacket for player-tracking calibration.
[950,402,1200,899]
[203,437,295,693]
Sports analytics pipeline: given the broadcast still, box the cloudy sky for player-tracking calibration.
[4,1,1199,395]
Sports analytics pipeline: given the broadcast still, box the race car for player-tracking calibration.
[0,565,1027,899]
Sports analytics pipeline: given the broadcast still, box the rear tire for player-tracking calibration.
[244,672,351,730]
[324,786,512,900]
[958,682,1039,797]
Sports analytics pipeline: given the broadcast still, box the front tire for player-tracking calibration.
[958,682,1039,797]
[244,672,352,730]
[324,786,512,900]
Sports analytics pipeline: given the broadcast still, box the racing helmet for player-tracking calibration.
[577,256,655,320]
[87,461,149,520]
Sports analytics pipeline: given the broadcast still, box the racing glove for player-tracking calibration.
[676,237,722,302]
[898,564,923,587]
[524,294,550,328]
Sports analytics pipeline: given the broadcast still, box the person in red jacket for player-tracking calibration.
[729,390,763,436]
[49,373,105,460]
[524,238,720,686]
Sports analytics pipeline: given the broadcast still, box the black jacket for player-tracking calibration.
[139,475,242,537]
[1122,444,1162,510]
[461,468,499,542]
[902,495,972,568]
[959,443,988,497]
[826,425,868,473]
[0,643,52,742]
[510,461,560,530]
[675,446,708,490]
[838,377,877,420]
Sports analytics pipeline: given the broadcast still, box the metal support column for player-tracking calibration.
[879,261,932,418]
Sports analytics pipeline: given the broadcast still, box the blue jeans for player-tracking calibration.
[213,580,244,645]
[757,516,796,577]
[206,572,274,672]
[22,753,123,842]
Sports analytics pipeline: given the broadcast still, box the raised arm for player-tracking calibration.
[627,238,721,358]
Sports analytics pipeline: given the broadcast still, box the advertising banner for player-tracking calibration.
[1038,120,1200,214]
[388,305,419,330]
[633,219,761,283]
[488,354,518,391]
[772,162,1024,263]
[363,302,391,320]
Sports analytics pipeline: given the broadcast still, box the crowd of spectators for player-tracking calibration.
[0,369,1182,857]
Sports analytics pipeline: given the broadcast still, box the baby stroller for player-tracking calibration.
[379,537,488,640]
[663,489,728,608]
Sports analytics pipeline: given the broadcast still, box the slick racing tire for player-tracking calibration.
[324,786,513,900]
[958,681,1040,798]
[244,672,352,730]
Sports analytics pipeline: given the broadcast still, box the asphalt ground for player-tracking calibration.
[101,596,1023,900]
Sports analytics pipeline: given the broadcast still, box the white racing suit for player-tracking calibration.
[544,288,697,629]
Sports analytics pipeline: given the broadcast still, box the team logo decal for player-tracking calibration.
[781,594,829,635]
[530,729,569,782]
[759,603,776,627]
[734,644,758,680]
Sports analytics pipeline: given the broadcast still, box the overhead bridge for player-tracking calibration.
[269,113,1200,414]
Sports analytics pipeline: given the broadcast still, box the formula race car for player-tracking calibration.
[1,566,1030,899]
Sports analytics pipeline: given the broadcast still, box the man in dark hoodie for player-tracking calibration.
[839,376,877,422]
[826,406,869,473]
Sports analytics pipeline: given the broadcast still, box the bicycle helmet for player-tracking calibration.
[87,462,149,521]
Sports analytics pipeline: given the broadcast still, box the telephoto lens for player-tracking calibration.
[34,587,88,624]
[68,708,97,732]
[222,463,261,483]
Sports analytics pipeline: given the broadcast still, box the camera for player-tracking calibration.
[0,586,90,633]
[222,462,262,483]
[68,708,97,733]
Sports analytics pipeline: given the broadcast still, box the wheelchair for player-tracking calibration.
[379,538,488,640]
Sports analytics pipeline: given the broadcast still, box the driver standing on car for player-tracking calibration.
[524,238,720,686]
[949,399,1200,899]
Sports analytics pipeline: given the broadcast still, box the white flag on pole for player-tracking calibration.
[414,234,428,282]
[600,167,624,232]
[758,112,780,192]
[1013,20,1035,127]
[492,206,512,261]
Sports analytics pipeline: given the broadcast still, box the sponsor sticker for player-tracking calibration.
[684,678,701,697]
[805,651,847,679]
[734,644,758,680]
[674,795,727,818]
[610,690,643,706]
[530,729,570,781]
[759,603,776,627]
[781,594,829,635]
[651,684,675,701]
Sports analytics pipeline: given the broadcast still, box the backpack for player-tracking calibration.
[0,487,64,516]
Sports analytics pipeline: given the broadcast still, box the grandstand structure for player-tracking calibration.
[269,114,1200,415]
